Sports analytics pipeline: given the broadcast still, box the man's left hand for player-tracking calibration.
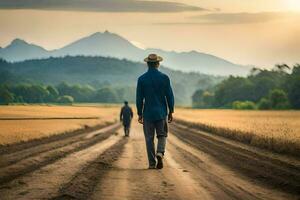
[168,113,173,123]
[138,116,143,124]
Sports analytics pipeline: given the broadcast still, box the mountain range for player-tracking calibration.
[0,31,250,76]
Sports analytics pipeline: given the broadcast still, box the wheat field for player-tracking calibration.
[2,105,300,156]
[0,105,120,145]
[175,108,300,156]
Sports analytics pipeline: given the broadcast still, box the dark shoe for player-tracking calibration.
[148,165,156,169]
[156,153,163,169]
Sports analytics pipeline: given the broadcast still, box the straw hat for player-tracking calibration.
[144,54,163,62]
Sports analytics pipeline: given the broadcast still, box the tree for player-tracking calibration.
[268,89,290,109]
[214,76,255,107]
[192,89,204,108]
[287,78,300,109]
[249,69,285,102]
[56,82,70,96]
[46,85,59,102]
[12,84,49,103]
[28,85,50,103]
[57,95,74,105]
[94,87,119,103]
[257,98,272,110]
[77,85,95,102]
[284,64,300,109]
[232,101,256,110]
[192,89,215,108]
[202,91,214,108]
[0,85,14,105]
[249,67,262,76]
[274,64,290,73]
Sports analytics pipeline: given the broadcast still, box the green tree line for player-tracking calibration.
[0,56,223,106]
[0,82,135,105]
[192,64,300,110]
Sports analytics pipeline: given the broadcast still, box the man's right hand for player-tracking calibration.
[138,116,143,124]
[168,112,173,123]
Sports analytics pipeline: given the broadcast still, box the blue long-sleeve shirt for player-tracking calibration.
[136,67,174,121]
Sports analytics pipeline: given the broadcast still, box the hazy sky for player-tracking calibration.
[0,0,300,67]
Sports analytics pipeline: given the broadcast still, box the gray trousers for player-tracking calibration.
[143,119,168,167]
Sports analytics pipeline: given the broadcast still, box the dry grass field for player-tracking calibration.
[175,108,300,156]
[0,105,120,145]
[1,105,300,156]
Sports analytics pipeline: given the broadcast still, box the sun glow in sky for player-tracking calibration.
[286,0,300,11]
[0,0,299,68]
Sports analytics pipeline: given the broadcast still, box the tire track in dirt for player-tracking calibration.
[89,121,298,200]
[0,123,121,185]
[0,123,113,168]
[167,134,297,200]
[0,122,113,155]
[169,122,300,196]
[90,122,213,200]
[51,137,128,200]
[0,128,123,200]
[91,136,169,200]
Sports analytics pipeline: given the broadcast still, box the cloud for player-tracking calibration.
[0,0,206,13]
[192,12,295,24]
[156,12,300,25]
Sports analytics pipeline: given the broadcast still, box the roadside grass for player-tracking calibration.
[175,108,300,157]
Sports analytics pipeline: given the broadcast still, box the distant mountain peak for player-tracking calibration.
[189,50,198,54]
[9,38,28,47]
[89,30,115,37]
[91,31,103,36]
[84,31,128,43]
[89,32,101,37]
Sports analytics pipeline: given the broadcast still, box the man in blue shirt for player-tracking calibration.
[136,54,174,169]
[120,101,133,137]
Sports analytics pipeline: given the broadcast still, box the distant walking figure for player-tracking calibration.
[136,54,174,169]
[120,101,133,137]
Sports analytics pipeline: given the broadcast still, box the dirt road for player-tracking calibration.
[0,121,299,200]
